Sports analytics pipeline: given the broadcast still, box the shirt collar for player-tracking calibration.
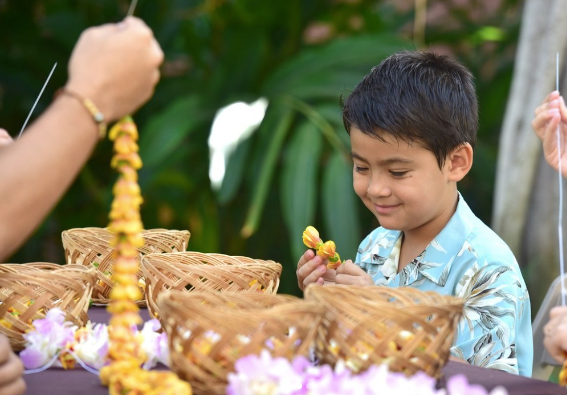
[371,192,474,286]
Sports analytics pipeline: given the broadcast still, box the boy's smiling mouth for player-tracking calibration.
[373,203,401,214]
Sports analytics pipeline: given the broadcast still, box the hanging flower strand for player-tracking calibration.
[302,226,342,269]
[99,117,191,395]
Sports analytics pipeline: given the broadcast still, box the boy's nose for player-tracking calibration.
[367,176,391,198]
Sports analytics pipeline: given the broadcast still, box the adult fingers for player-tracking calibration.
[550,306,567,319]
[0,353,24,392]
[0,375,25,395]
[533,109,560,141]
[0,129,13,147]
[534,92,559,116]
[560,96,567,123]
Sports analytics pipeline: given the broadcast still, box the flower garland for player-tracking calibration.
[302,226,342,269]
[20,308,168,373]
[227,351,509,395]
[99,117,191,395]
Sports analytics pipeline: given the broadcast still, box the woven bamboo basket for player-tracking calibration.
[141,252,282,320]
[158,290,324,395]
[304,285,464,378]
[61,227,190,305]
[0,263,96,351]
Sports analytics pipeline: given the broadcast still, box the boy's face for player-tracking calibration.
[350,127,459,239]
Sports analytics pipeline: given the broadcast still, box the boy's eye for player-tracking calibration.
[390,171,408,178]
[354,165,368,173]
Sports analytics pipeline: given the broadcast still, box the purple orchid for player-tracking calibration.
[227,351,510,395]
[20,308,76,369]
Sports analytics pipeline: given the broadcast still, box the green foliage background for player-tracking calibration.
[0,0,522,296]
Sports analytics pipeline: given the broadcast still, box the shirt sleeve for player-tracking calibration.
[449,263,532,376]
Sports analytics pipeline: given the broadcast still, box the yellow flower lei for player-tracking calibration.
[99,117,191,395]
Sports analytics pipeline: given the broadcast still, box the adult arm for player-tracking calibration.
[0,17,163,261]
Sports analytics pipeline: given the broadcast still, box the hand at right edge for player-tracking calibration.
[532,91,567,177]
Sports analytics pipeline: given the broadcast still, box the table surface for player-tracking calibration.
[23,307,567,395]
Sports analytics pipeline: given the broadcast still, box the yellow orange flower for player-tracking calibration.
[317,240,336,259]
[104,116,191,395]
[302,226,323,249]
[110,152,143,170]
[113,178,141,197]
[109,121,139,141]
[114,135,139,154]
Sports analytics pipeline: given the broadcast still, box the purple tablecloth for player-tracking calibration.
[23,307,567,395]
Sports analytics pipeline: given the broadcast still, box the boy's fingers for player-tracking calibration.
[301,263,327,289]
[297,249,315,269]
[335,260,362,275]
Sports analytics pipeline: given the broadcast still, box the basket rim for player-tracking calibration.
[305,284,465,309]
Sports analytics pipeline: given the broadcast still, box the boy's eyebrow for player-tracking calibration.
[351,151,413,166]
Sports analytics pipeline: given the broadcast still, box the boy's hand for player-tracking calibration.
[532,91,567,176]
[335,260,374,285]
[296,249,336,291]
[543,306,567,363]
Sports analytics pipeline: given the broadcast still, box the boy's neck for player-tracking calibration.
[397,193,459,272]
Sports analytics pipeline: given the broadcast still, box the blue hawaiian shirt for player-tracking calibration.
[355,193,533,377]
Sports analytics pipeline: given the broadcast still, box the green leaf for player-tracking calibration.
[138,94,208,169]
[217,135,254,205]
[241,104,294,237]
[281,120,323,260]
[322,151,361,260]
[284,96,349,158]
[262,33,411,99]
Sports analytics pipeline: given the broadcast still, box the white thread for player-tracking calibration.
[17,63,57,140]
[127,0,139,17]
[557,52,566,306]
[23,354,60,374]
[23,350,101,376]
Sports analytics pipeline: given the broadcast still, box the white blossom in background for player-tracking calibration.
[208,98,269,190]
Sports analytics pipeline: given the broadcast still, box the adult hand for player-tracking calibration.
[0,335,25,395]
[532,91,567,177]
[66,16,164,122]
[335,260,374,285]
[296,249,336,291]
[543,306,567,363]
[0,129,13,148]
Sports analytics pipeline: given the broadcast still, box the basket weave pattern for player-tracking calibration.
[305,285,464,378]
[141,252,282,320]
[61,227,190,305]
[0,263,96,351]
[159,290,324,395]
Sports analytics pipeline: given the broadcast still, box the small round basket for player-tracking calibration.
[158,290,324,395]
[141,252,282,320]
[0,263,96,351]
[61,227,190,305]
[304,285,464,378]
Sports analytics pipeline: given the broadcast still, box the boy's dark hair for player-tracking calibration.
[341,51,478,168]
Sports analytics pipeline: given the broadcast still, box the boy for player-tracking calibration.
[297,51,533,376]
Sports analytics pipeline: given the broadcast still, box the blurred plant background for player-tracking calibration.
[0,0,523,296]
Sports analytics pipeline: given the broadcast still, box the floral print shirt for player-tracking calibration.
[355,193,533,377]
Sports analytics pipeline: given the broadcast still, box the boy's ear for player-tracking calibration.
[447,143,473,182]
